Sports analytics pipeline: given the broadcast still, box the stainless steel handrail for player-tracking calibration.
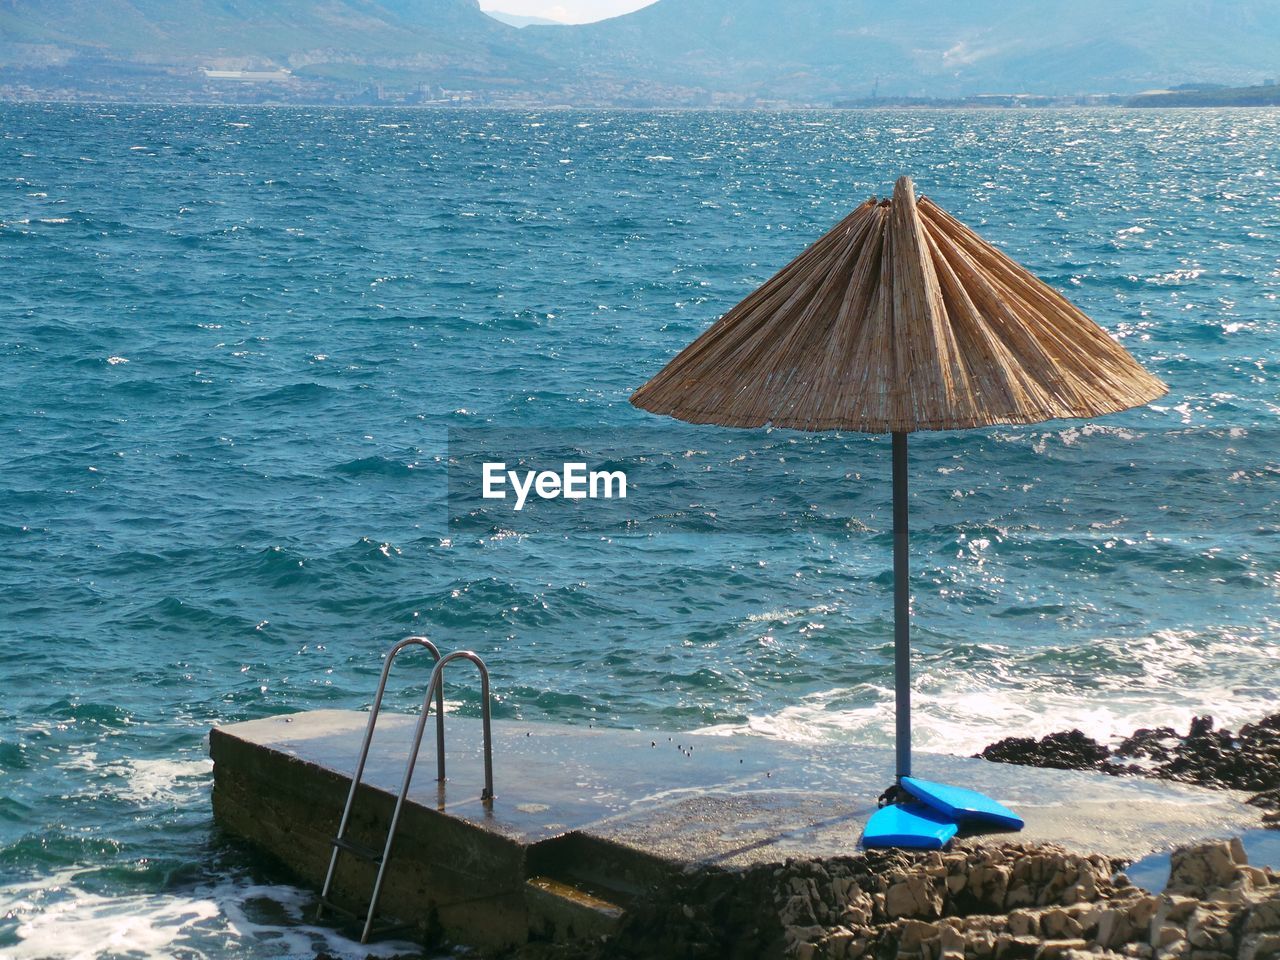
[316,636,444,921]
[361,649,494,943]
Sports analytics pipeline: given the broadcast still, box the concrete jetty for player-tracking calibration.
[209,710,1263,951]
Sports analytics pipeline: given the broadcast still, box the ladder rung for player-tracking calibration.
[318,899,412,938]
[366,919,414,939]
[330,836,384,864]
[317,896,358,919]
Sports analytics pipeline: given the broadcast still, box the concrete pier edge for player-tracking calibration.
[209,710,1263,952]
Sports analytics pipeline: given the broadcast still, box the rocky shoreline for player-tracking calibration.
[509,839,1278,960]
[501,714,1279,960]
[977,714,1280,826]
[772,839,1280,960]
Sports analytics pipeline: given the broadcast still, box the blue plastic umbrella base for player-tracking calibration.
[862,802,959,850]
[900,777,1025,831]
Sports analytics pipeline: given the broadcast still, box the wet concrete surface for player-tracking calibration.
[215,709,1263,865]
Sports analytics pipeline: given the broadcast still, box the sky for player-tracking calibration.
[477,0,657,24]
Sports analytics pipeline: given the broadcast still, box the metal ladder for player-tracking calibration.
[316,637,495,943]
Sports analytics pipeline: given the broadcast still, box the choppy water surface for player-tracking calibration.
[1,105,1278,957]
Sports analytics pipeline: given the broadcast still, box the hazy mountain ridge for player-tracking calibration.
[2,0,1279,104]
[1,0,523,60]
[483,10,562,28]
[0,0,577,99]
[527,0,1280,98]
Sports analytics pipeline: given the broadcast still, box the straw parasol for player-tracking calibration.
[631,176,1166,789]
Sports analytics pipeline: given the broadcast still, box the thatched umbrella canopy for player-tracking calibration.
[631,176,1166,789]
[632,176,1165,431]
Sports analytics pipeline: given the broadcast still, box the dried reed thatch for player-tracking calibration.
[631,176,1167,432]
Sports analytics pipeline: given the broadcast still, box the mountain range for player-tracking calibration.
[3,0,1279,105]
[483,10,562,28]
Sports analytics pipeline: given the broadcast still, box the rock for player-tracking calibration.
[1041,908,1083,940]
[1166,843,1239,895]
[1152,894,1199,939]
[783,892,820,928]
[839,898,873,928]
[1062,901,1097,923]
[978,730,1111,771]
[994,933,1042,959]
[788,924,826,950]
[1095,908,1133,949]
[831,877,860,908]
[1006,884,1036,910]
[1126,896,1158,932]
[1145,714,1280,792]
[968,928,998,958]
[1154,940,1188,960]
[1237,931,1280,960]
[1116,727,1181,764]
[1244,898,1280,934]
[1007,909,1039,937]
[968,864,1012,911]
[1061,867,1098,906]
[898,919,941,951]
[744,837,1277,960]
[886,875,942,920]
[1231,837,1248,862]
[981,713,1280,795]
[1033,939,1088,959]
[1248,788,1280,811]
[938,923,965,959]
[820,929,866,959]
[528,828,1278,960]
[1184,907,1226,949]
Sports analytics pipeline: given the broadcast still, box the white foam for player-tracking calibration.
[1,873,220,960]
[60,752,213,806]
[0,871,428,960]
[697,628,1280,756]
[111,757,213,805]
[744,603,837,623]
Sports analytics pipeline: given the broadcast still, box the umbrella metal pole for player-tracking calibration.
[892,431,911,782]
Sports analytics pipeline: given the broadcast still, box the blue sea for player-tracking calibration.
[1,104,1278,958]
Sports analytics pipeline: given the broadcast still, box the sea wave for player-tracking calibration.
[0,871,426,960]
[2,103,1278,958]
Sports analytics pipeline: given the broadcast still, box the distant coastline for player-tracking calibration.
[6,81,1280,110]
[7,0,1280,110]
[833,81,1280,111]
[1125,80,1280,106]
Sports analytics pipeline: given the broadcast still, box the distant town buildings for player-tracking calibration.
[202,69,293,82]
